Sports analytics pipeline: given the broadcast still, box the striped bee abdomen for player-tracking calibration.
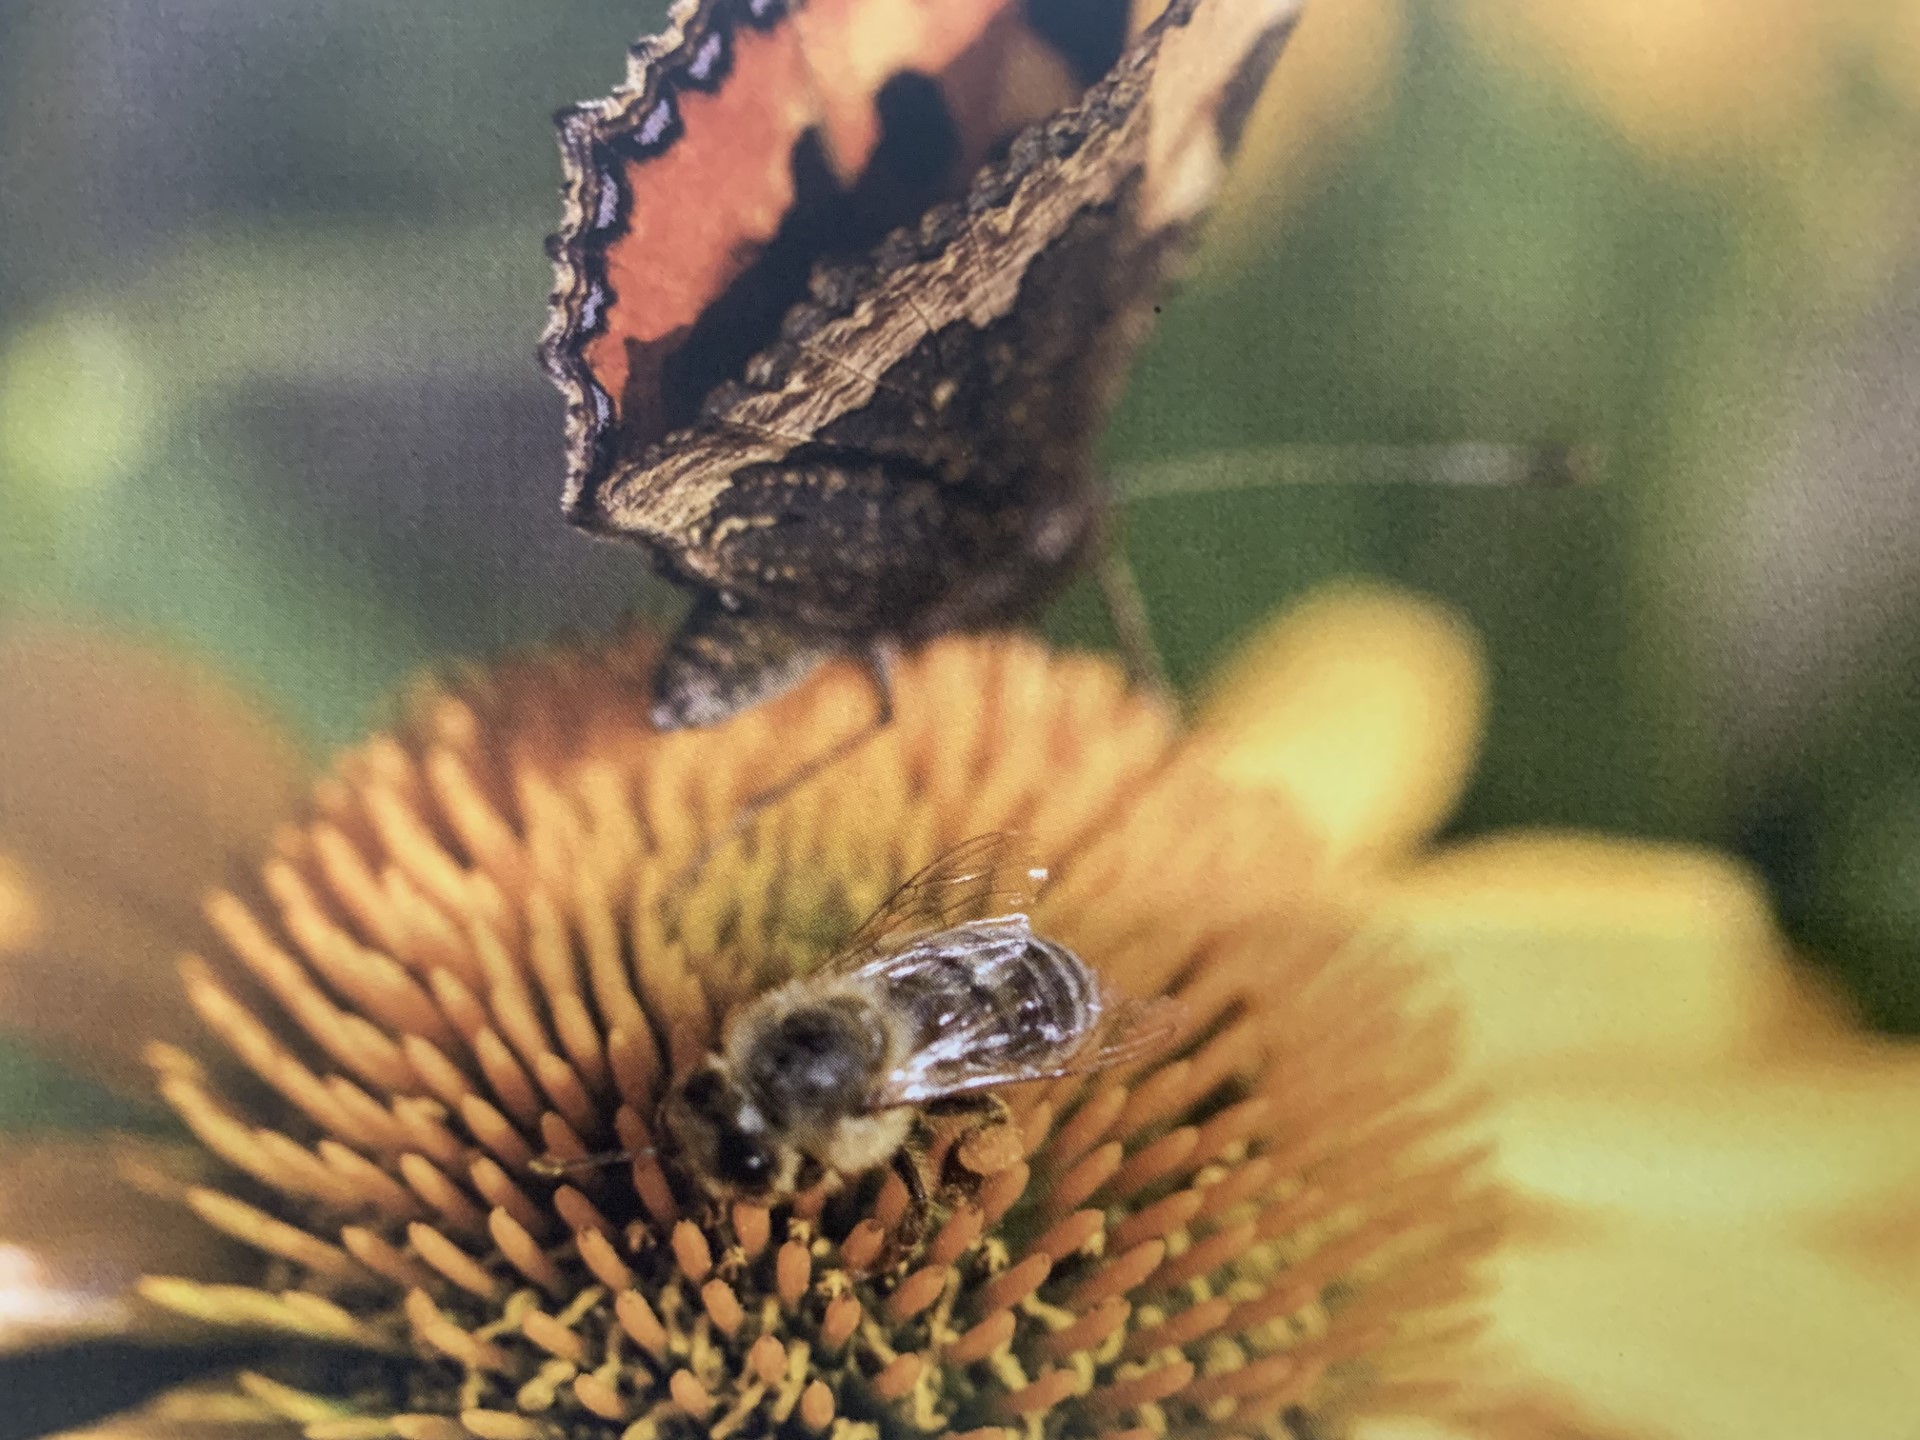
[885,924,1104,1081]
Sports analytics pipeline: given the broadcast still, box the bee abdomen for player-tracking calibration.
[895,927,1101,1067]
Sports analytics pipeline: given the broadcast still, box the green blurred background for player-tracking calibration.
[3,0,1918,1089]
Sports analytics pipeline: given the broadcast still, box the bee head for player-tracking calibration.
[661,1058,788,1195]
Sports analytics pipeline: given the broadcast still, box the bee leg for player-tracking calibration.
[923,1094,1019,1192]
[920,1094,1013,1123]
[888,1143,934,1252]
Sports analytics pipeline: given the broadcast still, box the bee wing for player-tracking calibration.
[862,943,1186,1110]
[1073,993,1187,1074]
[825,833,1047,974]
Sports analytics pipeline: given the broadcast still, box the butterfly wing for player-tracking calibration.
[584,0,1306,583]
[543,0,1116,537]
[545,0,1303,728]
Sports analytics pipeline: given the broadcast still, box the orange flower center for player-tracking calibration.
[142,632,1501,1438]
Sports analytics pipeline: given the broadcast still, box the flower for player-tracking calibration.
[1194,589,1920,1440]
[4,586,1918,1440]
[1,605,1499,1440]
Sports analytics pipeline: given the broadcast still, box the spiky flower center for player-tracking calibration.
[144,635,1499,1440]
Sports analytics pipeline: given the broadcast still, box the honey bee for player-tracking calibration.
[656,834,1176,1210]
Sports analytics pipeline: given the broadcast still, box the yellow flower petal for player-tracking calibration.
[0,853,224,1102]
[0,620,307,1096]
[1195,584,1487,868]
[1206,0,1404,260]
[1491,1059,1920,1231]
[1832,1209,1920,1303]
[1349,1420,1482,1440]
[1488,1225,1920,1440]
[0,850,44,952]
[1373,830,1800,1073]
[0,620,307,915]
[1886,1,1920,110]
[0,1136,244,1353]
[1458,0,1835,159]
[44,1383,296,1440]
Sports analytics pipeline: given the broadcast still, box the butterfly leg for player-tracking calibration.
[1095,538,1174,706]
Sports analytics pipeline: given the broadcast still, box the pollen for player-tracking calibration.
[147,630,1502,1439]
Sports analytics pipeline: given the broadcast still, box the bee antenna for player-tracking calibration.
[528,1146,655,1179]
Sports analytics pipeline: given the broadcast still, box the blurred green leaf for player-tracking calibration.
[0,1038,171,1135]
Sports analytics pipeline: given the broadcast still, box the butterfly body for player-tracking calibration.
[543,0,1304,727]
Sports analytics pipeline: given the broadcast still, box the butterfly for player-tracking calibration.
[541,0,1305,730]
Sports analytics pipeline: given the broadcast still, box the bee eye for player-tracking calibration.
[681,1067,724,1110]
[717,1132,775,1188]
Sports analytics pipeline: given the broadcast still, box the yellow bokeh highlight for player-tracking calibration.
[1461,0,1835,157]
[0,854,44,954]
[0,311,156,499]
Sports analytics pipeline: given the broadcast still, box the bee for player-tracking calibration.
[655,834,1177,1212]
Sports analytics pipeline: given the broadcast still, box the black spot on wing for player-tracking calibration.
[1212,17,1298,156]
[1023,0,1131,87]
[658,73,962,434]
[871,71,963,197]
